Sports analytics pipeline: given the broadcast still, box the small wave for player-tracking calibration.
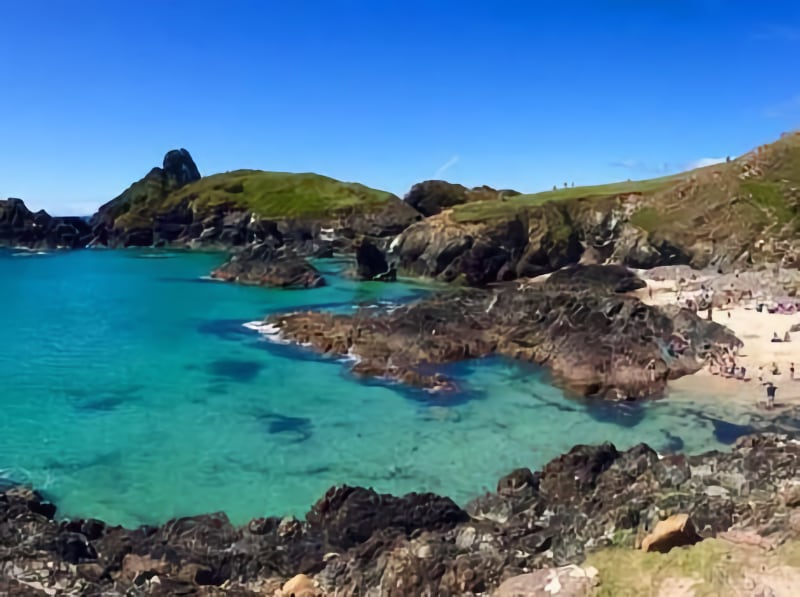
[12,251,48,257]
[243,321,290,344]
[339,346,362,365]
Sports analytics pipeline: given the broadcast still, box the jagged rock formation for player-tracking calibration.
[392,132,800,286]
[0,198,92,249]
[1,432,798,595]
[90,149,202,247]
[266,265,738,399]
[404,180,520,217]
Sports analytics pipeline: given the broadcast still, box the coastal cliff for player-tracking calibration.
[391,132,800,285]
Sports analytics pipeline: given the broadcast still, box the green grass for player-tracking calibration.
[166,170,396,218]
[629,206,662,232]
[741,181,794,221]
[451,175,684,223]
[511,175,682,205]
[111,169,398,230]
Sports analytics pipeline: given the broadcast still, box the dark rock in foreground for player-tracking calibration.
[211,243,325,289]
[1,432,798,595]
[0,198,92,249]
[267,265,737,399]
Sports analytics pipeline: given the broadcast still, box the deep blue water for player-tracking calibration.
[0,249,751,526]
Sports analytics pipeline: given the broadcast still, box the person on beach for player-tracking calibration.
[646,359,656,382]
[791,363,795,380]
[772,332,782,343]
[785,331,791,343]
[764,382,777,410]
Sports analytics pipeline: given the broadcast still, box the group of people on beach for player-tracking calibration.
[706,350,793,410]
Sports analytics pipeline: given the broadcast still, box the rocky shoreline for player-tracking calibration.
[2,426,799,596]
[264,265,739,400]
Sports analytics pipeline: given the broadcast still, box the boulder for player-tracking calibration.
[211,243,325,289]
[640,513,702,553]
[281,573,319,596]
[404,180,519,217]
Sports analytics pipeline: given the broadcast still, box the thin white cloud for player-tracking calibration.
[751,25,800,42]
[610,159,672,175]
[687,157,726,169]
[763,94,800,118]
[434,155,460,179]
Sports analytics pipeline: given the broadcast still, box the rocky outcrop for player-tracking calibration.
[391,201,587,286]
[266,265,736,399]
[0,198,93,249]
[211,243,325,289]
[404,180,520,217]
[90,149,202,247]
[1,432,798,595]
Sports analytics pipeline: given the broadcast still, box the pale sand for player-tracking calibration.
[635,278,800,412]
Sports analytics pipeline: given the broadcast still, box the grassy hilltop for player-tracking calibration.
[111,169,399,232]
[453,131,800,233]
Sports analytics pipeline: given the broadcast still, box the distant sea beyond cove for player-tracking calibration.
[0,248,758,527]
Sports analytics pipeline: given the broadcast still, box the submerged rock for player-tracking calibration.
[0,431,798,594]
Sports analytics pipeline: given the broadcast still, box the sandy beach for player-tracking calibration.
[636,276,800,413]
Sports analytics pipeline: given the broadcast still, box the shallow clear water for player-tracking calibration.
[0,249,758,527]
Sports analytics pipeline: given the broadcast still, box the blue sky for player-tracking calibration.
[1,0,799,215]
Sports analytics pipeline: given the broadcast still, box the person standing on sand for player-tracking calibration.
[791,363,795,380]
[646,359,656,382]
[764,382,777,410]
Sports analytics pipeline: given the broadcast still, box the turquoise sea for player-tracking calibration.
[0,249,759,527]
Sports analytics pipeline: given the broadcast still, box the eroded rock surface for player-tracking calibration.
[1,433,798,595]
[266,265,738,399]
